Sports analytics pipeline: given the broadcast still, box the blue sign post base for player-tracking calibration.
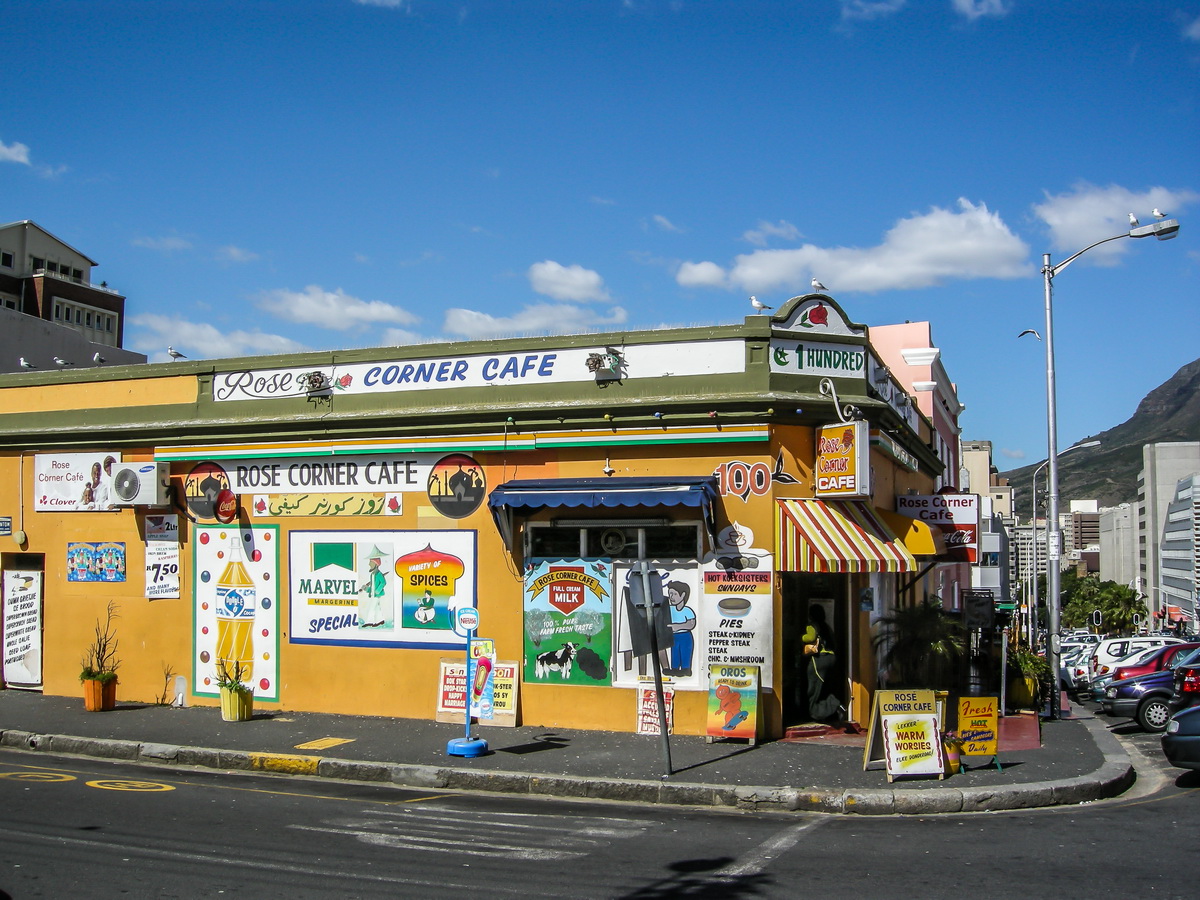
[447,736,489,757]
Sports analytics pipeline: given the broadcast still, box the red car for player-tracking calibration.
[1114,642,1200,682]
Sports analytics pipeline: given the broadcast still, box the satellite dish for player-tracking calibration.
[113,467,142,502]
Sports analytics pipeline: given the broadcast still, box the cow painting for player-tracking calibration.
[535,642,579,680]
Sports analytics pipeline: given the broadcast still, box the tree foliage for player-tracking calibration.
[1060,573,1146,635]
[873,598,967,689]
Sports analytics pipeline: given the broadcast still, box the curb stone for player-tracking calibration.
[0,724,1135,815]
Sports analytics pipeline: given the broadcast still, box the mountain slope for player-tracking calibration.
[1000,357,1200,511]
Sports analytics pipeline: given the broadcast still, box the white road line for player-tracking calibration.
[290,823,584,860]
[713,818,827,878]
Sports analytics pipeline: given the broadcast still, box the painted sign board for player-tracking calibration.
[2,570,42,688]
[436,659,518,726]
[705,663,760,743]
[636,685,675,735]
[863,688,938,770]
[882,713,945,781]
[815,421,870,499]
[769,340,867,379]
[895,493,979,562]
[34,453,123,511]
[957,696,999,757]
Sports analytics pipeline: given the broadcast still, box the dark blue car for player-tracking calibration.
[1162,704,1200,771]
[1103,646,1200,733]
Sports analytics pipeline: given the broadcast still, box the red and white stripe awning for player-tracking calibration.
[776,498,918,574]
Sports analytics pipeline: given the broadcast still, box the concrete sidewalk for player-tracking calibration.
[0,690,1133,815]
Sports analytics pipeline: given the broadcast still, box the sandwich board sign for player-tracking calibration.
[863,688,939,771]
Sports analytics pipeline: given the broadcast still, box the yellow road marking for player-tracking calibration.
[295,738,356,750]
[0,771,76,782]
[85,779,176,792]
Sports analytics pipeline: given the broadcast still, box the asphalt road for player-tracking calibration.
[0,728,1195,900]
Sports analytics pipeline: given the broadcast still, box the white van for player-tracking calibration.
[1089,636,1184,680]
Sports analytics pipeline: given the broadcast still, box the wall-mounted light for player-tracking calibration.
[603,413,613,421]
[653,411,663,419]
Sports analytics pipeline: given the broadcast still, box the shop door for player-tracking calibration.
[780,572,848,724]
[2,554,45,690]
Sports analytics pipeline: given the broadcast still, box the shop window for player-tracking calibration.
[528,521,702,562]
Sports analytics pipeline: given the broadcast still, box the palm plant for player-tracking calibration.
[874,598,966,690]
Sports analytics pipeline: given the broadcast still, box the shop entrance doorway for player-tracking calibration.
[780,572,848,725]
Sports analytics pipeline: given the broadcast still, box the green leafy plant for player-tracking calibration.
[79,600,121,684]
[215,659,252,696]
[873,598,966,690]
[1008,646,1053,706]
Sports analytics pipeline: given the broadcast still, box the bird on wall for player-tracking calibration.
[167,346,187,360]
[19,357,34,369]
[811,277,828,292]
[1018,328,1041,340]
[93,352,106,365]
[1128,213,1140,227]
[1153,208,1168,219]
[53,356,73,366]
[750,296,773,312]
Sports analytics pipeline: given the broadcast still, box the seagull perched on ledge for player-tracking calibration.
[1153,208,1168,219]
[1128,213,1140,227]
[750,296,773,312]
[93,352,106,365]
[811,277,828,293]
[167,346,187,361]
[53,356,73,367]
[19,357,34,369]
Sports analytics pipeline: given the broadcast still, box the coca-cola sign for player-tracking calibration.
[895,493,979,562]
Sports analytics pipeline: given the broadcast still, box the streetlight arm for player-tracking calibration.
[1046,232,1131,278]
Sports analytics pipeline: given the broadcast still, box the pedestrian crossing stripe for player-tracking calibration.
[294,737,356,750]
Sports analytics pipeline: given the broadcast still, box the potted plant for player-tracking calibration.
[80,600,121,711]
[942,730,965,774]
[216,659,254,722]
[1008,647,1051,710]
[873,598,967,690]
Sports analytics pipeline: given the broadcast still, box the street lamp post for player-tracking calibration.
[1028,440,1100,648]
[1039,216,1179,720]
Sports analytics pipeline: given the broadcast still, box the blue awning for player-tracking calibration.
[488,476,720,547]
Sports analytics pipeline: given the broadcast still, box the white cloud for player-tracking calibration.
[677,199,1030,294]
[258,285,420,331]
[1184,14,1200,41]
[127,313,307,362]
[952,0,1011,20]
[840,0,906,21]
[999,447,1025,460]
[444,302,628,340]
[132,235,193,252]
[590,196,617,206]
[353,0,410,8]
[0,140,31,165]
[379,327,424,345]
[652,214,683,233]
[527,260,612,302]
[1032,183,1199,263]
[675,260,728,288]
[743,219,801,247]
[216,245,259,263]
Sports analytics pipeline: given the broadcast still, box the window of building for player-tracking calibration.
[31,256,44,271]
[47,262,59,274]
[980,551,1000,567]
[85,312,93,327]
[0,251,12,269]
[105,316,114,332]
[527,521,703,562]
[75,309,82,324]
[72,269,83,281]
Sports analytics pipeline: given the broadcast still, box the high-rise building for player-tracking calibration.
[1138,442,1200,619]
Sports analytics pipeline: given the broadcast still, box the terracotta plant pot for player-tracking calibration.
[83,677,117,712]
[219,686,254,722]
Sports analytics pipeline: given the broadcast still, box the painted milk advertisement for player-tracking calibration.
[289,530,475,649]
[612,562,701,691]
[523,559,612,687]
[2,571,42,688]
[194,525,280,701]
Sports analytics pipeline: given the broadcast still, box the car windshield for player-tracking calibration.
[1116,646,1163,666]
[1171,646,1200,669]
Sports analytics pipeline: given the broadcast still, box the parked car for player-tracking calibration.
[1113,642,1200,682]
[1088,646,1168,703]
[1162,704,1200,770]
[1088,636,1184,683]
[1102,647,1200,732]
[1169,654,1200,715]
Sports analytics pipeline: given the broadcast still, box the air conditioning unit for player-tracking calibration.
[112,462,171,506]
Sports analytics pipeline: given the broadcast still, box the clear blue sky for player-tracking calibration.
[4,1,1197,468]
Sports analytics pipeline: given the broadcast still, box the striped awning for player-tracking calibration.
[776,498,918,574]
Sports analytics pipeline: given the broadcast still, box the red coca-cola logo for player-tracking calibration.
[945,529,975,545]
[215,489,239,524]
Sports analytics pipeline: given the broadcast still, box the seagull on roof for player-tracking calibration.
[53,356,73,367]
[811,277,828,293]
[19,357,34,369]
[1018,329,1041,340]
[93,352,106,365]
[1153,208,1167,219]
[1128,213,1140,227]
[167,346,186,360]
[750,296,773,312]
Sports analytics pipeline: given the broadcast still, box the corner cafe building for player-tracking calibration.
[0,295,950,738]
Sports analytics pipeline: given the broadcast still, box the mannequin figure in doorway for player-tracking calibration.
[803,604,843,723]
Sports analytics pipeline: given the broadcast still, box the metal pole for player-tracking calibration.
[1030,464,1040,647]
[638,560,673,777]
[1042,253,1063,720]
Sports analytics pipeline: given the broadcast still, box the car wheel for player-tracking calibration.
[1137,697,1172,733]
